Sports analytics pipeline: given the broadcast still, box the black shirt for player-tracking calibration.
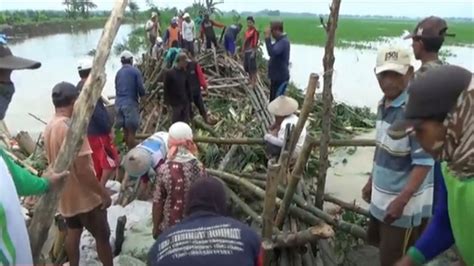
[164,67,191,106]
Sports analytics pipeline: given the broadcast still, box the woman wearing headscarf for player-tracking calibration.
[148,177,263,266]
[152,122,204,238]
[387,65,474,266]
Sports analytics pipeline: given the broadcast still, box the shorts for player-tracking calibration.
[115,105,140,132]
[224,35,236,55]
[88,134,120,180]
[367,215,428,266]
[244,50,257,74]
[64,206,110,239]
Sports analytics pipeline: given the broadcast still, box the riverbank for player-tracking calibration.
[0,17,135,40]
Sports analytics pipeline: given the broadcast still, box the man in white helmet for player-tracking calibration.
[123,131,169,199]
[77,57,119,187]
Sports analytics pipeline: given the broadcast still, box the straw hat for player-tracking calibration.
[267,96,299,116]
[169,122,193,141]
[123,148,152,178]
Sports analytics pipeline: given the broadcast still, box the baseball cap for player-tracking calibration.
[77,57,93,71]
[375,46,412,75]
[404,16,455,40]
[171,17,178,24]
[51,82,79,105]
[0,45,41,70]
[120,50,133,60]
[388,65,472,140]
[183,13,190,19]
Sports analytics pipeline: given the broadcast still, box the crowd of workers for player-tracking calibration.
[0,10,472,266]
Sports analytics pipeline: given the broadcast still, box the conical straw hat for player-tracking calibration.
[267,96,299,116]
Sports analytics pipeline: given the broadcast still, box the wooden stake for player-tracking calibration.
[28,0,128,261]
[262,163,280,245]
[262,225,334,250]
[316,0,342,209]
[275,136,315,228]
[287,74,319,159]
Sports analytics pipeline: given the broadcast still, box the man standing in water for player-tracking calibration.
[265,21,290,101]
[44,82,113,266]
[115,50,145,149]
[362,47,434,266]
[405,16,454,79]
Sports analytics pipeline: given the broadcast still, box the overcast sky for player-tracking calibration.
[1,0,473,18]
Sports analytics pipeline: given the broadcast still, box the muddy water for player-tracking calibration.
[4,24,137,135]
[4,26,474,137]
[264,41,474,112]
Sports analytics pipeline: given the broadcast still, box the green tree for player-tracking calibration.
[63,0,78,19]
[78,0,98,18]
[204,0,224,16]
[128,1,140,20]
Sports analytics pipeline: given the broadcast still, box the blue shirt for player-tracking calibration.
[265,34,290,81]
[77,80,111,135]
[370,90,434,228]
[148,211,261,266]
[114,64,145,107]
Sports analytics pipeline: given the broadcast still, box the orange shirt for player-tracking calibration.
[168,26,180,47]
[43,115,102,217]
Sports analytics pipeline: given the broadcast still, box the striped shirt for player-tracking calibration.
[370,90,434,228]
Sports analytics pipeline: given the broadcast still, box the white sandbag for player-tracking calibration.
[114,254,147,266]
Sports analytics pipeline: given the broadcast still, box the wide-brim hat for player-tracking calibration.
[123,147,152,178]
[267,96,299,116]
[0,45,41,70]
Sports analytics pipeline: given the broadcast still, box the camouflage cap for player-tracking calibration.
[404,16,455,40]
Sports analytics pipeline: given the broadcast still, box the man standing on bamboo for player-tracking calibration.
[164,53,192,123]
[200,13,225,50]
[362,46,434,265]
[146,12,160,53]
[242,16,259,88]
[115,51,145,149]
[181,13,195,56]
[265,21,290,101]
[44,82,113,266]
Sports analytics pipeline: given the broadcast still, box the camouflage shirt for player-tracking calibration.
[414,59,444,80]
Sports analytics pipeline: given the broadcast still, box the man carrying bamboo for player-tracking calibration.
[265,21,290,101]
[0,43,67,266]
[200,13,224,50]
[44,82,113,266]
[362,46,434,265]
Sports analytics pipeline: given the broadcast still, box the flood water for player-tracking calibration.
[5,25,474,136]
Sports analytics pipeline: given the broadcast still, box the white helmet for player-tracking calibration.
[77,57,93,71]
[156,36,163,44]
[168,122,193,141]
[120,50,133,60]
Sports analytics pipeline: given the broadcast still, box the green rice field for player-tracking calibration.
[216,16,474,47]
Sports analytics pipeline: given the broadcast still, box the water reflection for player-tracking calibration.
[5,24,136,135]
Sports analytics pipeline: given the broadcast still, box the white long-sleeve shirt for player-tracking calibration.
[264,114,307,157]
[181,20,195,41]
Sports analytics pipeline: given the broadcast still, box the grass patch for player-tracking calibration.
[215,16,474,47]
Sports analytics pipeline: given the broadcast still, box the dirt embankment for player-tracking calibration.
[1,18,134,39]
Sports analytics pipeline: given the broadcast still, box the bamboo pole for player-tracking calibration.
[287,74,318,159]
[324,194,369,217]
[262,164,280,266]
[135,134,376,147]
[28,1,128,261]
[316,0,342,209]
[275,136,315,228]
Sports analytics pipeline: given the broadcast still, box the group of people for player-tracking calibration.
[0,11,472,266]
[363,16,473,266]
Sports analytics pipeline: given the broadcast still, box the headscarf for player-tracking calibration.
[185,176,227,216]
[167,122,198,161]
[439,77,474,179]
